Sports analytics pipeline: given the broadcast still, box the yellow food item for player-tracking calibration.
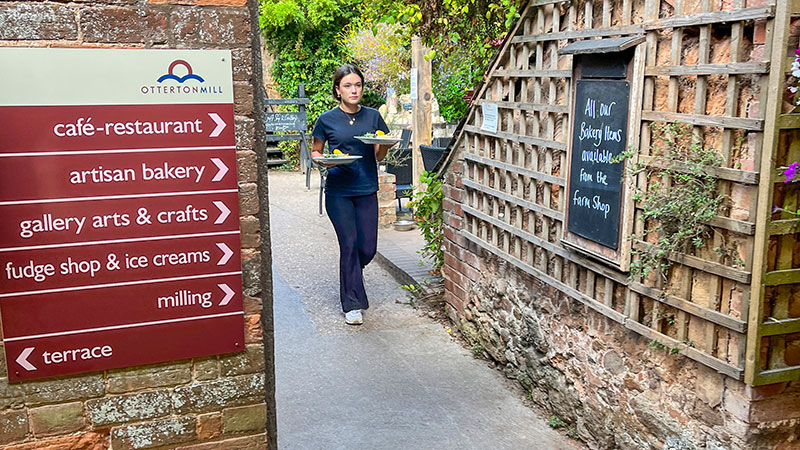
[333,149,343,155]
[376,130,385,136]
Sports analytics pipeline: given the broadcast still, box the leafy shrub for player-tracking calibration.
[341,22,411,97]
[408,171,444,272]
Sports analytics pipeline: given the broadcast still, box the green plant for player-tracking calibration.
[408,170,444,273]
[651,307,676,326]
[399,284,419,307]
[620,122,725,282]
[567,427,580,440]
[259,0,364,123]
[547,416,567,429]
[648,339,666,350]
[432,50,482,122]
[276,140,300,170]
[471,343,485,359]
[383,145,411,168]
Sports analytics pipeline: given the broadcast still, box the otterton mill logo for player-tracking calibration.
[157,60,205,83]
[140,59,223,95]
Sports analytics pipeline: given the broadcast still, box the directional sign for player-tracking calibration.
[0,48,245,382]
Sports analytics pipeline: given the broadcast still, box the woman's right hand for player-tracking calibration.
[311,151,334,168]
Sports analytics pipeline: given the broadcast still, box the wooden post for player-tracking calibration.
[411,36,432,192]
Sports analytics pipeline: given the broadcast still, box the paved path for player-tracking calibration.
[269,171,580,450]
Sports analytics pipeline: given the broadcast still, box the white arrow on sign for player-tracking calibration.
[210,158,229,182]
[218,283,235,306]
[216,243,233,266]
[16,347,36,371]
[208,113,227,138]
[213,201,230,224]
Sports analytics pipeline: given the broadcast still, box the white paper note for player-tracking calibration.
[481,102,498,133]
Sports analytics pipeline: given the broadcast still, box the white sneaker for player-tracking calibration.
[344,310,363,325]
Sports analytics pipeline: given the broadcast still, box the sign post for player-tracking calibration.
[0,48,245,382]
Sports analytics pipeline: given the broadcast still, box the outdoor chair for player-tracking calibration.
[420,144,446,172]
[385,146,413,211]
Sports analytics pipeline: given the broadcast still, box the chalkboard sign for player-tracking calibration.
[264,111,307,132]
[567,80,630,250]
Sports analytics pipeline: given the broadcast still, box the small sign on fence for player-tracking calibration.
[264,111,307,132]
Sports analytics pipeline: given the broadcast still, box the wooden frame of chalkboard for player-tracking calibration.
[562,43,645,272]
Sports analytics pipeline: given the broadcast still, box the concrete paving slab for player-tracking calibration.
[269,171,582,450]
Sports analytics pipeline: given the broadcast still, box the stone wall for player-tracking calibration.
[0,0,272,449]
[445,251,800,449]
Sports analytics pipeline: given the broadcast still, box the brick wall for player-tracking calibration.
[0,1,272,449]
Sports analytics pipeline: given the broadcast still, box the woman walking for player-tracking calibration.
[311,64,396,325]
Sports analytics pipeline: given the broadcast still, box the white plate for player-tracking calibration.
[355,136,402,145]
[313,155,362,165]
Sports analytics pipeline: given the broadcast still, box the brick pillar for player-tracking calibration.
[378,170,397,228]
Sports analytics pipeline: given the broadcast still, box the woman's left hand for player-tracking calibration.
[374,142,396,162]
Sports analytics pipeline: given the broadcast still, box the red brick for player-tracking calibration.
[243,295,261,315]
[241,248,261,294]
[81,7,167,44]
[237,150,258,183]
[446,212,463,228]
[445,293,466,314]
[4,431,110,450]
[0,409,28,445]
[444,252,459,271]
[30,402,85,437]
[443,225,468,248]
[244,314,262,344]
[444,265,464,285]
[460,263,482,282]
[444,185,463,202]
[444,277,468,300]
[196,413,222,440]
[175,434,266,449]
[463,251,480,270]
[148,0,196,4]
[234,82,254,116]
[231,48,253,82]
[239,215,261,249]
[753,20,767,44]
[442,197,454,211]
[235,118,255,150]
[196,0,248,5]
[0,3,78,40]
[238,183,259,215]
[170,8,251,45]
[112,416,196,449]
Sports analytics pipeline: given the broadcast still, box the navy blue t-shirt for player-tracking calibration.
[312,106,390,197]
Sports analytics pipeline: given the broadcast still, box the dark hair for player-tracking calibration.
[332,64,364,101]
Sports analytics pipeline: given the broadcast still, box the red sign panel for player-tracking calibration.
[0,49,245,382]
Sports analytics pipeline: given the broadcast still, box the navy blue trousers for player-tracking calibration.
[325,193,378,312]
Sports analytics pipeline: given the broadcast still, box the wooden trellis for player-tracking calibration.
[448,0,796,384]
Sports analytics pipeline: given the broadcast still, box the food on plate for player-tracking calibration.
[358,132,398,139]
[324,149,350,158]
